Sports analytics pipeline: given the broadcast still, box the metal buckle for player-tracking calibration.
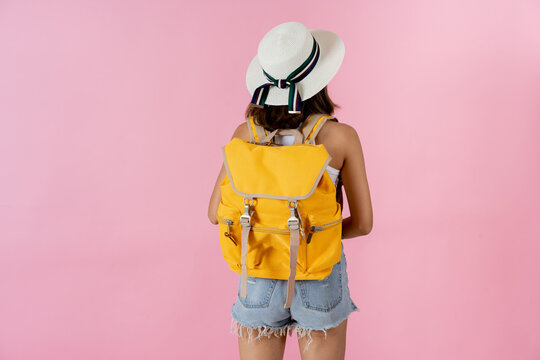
[287,200,299,230]
[240,214,251,226]
[240,199,253,227]
[288,217,299,230]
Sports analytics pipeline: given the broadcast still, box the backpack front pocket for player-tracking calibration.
[250,225,307,276]
[217,203,304,273]
[305,211,343,275]
[217,203,242,270]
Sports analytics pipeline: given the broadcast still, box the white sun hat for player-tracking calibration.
[246,21,345,114]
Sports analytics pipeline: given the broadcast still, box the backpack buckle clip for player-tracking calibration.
[240,214,251,226]
[240,199,253,226]
[288,217,299,230]
[287,200,299,230]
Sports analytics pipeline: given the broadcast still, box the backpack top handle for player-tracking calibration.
[246,113,336,145]
[258,128,304,145]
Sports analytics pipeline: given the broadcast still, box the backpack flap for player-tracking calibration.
[221,137,332,200]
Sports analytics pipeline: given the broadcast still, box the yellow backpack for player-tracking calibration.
[217,113,343,308]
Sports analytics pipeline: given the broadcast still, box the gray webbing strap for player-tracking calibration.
[246,116,268,143]
[300,113,322,141]
[301,114,337,144]
[284,227,300,308]
[239,201,253,299]
[240,223,250,298]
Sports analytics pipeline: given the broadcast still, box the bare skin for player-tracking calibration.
[208,118,373,360]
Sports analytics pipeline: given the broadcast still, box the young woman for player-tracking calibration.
[208,22,373,360]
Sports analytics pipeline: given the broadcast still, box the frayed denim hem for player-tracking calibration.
[230,308,359,354]
[230,318,295,342]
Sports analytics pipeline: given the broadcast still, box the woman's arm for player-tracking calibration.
[339,124,373,238]
[208,123,251,224]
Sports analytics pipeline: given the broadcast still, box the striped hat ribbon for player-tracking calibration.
[250,35,320,114]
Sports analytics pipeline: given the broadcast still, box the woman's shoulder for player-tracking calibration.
[231,117,359,141]
[316,118,360,144]
[316,118,362,168]
[231,122,251,140]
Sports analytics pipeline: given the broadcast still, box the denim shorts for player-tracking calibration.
[230,242,359,352]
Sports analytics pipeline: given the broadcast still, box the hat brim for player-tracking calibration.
[246,29,345,105]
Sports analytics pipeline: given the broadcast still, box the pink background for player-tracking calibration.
[1,0,539,359]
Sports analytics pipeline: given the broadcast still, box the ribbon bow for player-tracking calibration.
[251,35,320,114]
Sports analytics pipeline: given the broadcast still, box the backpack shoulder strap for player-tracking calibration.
[246,116,268,143]
[300,113,337,144]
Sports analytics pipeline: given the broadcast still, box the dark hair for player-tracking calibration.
[245,86,341,131]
